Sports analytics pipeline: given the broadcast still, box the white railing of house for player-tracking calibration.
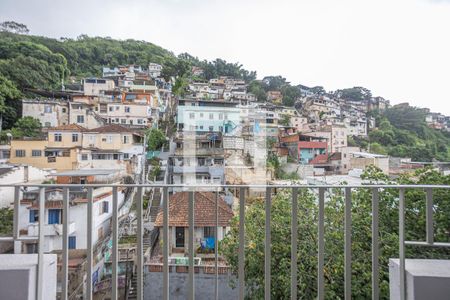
[0,183,449,300]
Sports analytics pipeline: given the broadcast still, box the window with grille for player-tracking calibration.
[31,150,42,157]
[16,150,26,157]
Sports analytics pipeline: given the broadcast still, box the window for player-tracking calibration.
[123,135,129,144]
[209,126,214,132]
[72,134,78,142]
[189,112,195,119]
[121,119,126,124]
[29,210,38,222]
[44,105,52,113]
[137,119,143,124]
[224,114,228,120]
[113,154,119,160]
[109,106,113,112]
[209,113,214,120]
[200,113,204,118]
[48,209,61,225]
[115,118,119,123]
[31,150,42,157]
[62,108,67,113]
[54,133,62,142]
[103,135,112,143]
[204,227,215,238]
[199,125,204,130]
[125,106,131,113]
[219,113,223,120]
[81,154,88,161]
[123,153,130,159]
[102,201,109,214]
[77,115,84,123]
[45,122,51,127]
[15,150,26,157]
[68,236,76,249]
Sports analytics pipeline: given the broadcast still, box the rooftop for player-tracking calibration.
[49,124,88,132]
[154,192,233,227]
[53,169,121,177]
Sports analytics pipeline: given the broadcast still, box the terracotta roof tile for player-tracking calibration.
[87,124,134,133]
[154,192,234,227]
[49,124,87,132]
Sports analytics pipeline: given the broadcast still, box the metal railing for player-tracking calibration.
[1,183,450,300]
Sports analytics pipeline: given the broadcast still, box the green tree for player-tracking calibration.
[0,75,20,131]
[0,207,13,236]
[248,80,267,102]
[11,116,42,138]
[146,128,166,151]
[281,85,301,107]
[279,114,291,126]
[0,21,29,34]
[337,87,372,102]
[220,166,450,299]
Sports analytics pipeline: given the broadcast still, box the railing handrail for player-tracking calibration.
[2,183,450,189]
[4,183,450,300]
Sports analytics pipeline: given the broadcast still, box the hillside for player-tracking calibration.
[349,104,450,161]
[0,30,449,162]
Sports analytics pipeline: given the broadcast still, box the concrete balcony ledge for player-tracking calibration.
[27,222,76,236]
[389,259,450,300]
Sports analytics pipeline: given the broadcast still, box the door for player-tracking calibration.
[175,227,185,248]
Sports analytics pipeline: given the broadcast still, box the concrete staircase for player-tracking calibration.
[126,274,138,300]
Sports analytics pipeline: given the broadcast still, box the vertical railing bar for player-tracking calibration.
[344,187,352,300]
[188,191,195,300]
[291,187,298,300]
[37,187,45,300]
[62,187,69,300]
[86,188,93,300]
[265,187,272,300]
[426,188,433,245]
[112,186,118,300]
[215,190,219,300]
[238,187,245,300]
[318,187,325,300]
[13,186,20,240]
[399,188,406,300]
[163,187,169,300]
[137,187,144,300]
[372,188,379,300]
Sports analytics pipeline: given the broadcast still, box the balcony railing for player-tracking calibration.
[0,183,450,300]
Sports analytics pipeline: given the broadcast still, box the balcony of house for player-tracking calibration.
[27,221,76,237]
[1,183,450,300]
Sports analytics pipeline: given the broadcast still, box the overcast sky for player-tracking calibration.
[1,0,450,114]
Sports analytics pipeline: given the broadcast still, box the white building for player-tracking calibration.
[22,99,69,128]
[0,164,50,208]
[82,78,115,96]
[148,63,163,78]
[18,170,126,253]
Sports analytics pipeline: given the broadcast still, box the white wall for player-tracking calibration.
[0,166,50,208]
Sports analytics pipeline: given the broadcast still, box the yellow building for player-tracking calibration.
[9,139,49,169]
[9,124,86,171]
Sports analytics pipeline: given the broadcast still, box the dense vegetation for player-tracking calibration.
[0,22,257,127]
[349,104,450,161]
[220,166,450,299]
